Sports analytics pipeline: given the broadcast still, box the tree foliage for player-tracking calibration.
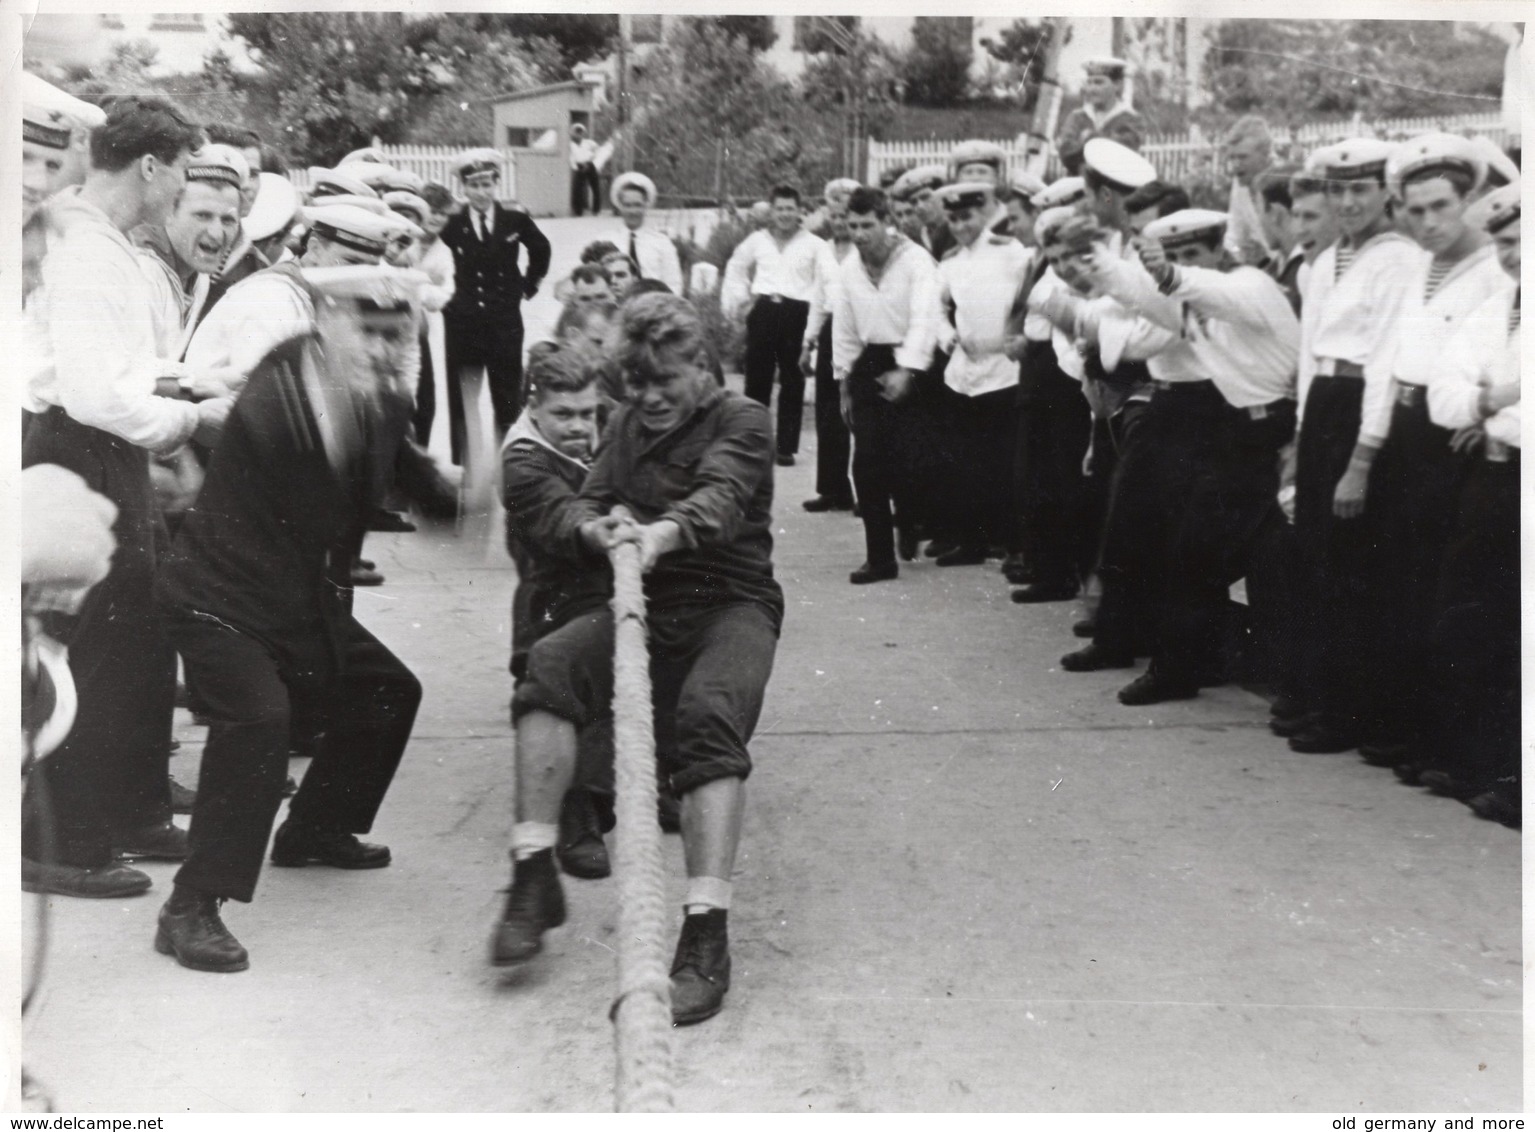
[51,39,247,128]
[978,18,1070,107]
[899,17,974,107]
[434,14,615,72]
[1202,20,1505,122]
[701,17,779,53]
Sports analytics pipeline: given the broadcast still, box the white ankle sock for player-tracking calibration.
[684,876,732,915]
[511,822,558,860]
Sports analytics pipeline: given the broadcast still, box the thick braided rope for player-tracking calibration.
[607,543,676,1112]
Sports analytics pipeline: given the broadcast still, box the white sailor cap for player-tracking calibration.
[1004,170,1048,203]
[571,122,588,137]
[337,162,404,191]
[383,191,431,226]
[610,170,658,207]
[890,164,948,201]
[311,193,389,216]
[1082,138,1157,192]
[948,139,1007,174]
[380,210,424,241]
[1386,133,1484,198]
[1469,136,1520,190]
[1465,183,1521,234]
[1142,208,1229,248]
[376,167,424,195]
[307,167,380,200]
[936,181,996,214]
[185,143,250,190]
[245,173,301,242]
[823,177,862,197]
[1308,138,1394,181]
[306,264,430,312]
[1083,56,1132,80]
[22,71,104,149]
[340,146,388,166]
[452,147,503,180]
[1032,176,1088,211]
[303,204,400,256]
[1034,206,1079,244]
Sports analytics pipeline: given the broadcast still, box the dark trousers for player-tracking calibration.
[513,602,779,797]
[847,345,920,568]
[1423,454,1520,799]
[906,361,963,544]
[21,409,174,867]
[445,308,525,464]
[743,297,810,457]
[1091,399,1157,655]
[946,384,1023,552]
[1365,394,1468,742]
[168,613,420,903]
[1293,376,1382,736]
[1157,399,1296,683]
[571,163,601,217]
[1015,358,1094,586]
[812,318,853,503]
[412,327,434,447]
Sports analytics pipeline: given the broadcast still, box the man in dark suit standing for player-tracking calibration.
[440,147,551,462]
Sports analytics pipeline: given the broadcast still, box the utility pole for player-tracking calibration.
[1021,16,1066,179]
[616,14,632,173]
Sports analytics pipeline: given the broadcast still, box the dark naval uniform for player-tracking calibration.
[440,202,551,460]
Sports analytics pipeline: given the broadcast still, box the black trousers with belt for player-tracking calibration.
[1292,375,1384,738]
[571,163,601,217]
[1090,398,1157,655]
[946,383,1023,553]
[412,326,434,447]
[1364,390,1469,742]
[445,306,524,464]
[743,296,810,457]
[848,345,920,568]
[1422,452,1520,800]
[1015,346,1095,588]
[168,612,420,904]
[21,408,175,867]
[812,318,853,504]
[1156,398,1296,684]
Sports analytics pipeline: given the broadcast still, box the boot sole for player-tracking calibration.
[23,878,151,899]
[154,928,250,973]
[269,853,391,869]
[671,993,727,1026]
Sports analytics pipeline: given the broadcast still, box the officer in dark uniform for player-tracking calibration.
[440,147,551,462]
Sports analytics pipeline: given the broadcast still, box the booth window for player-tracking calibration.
[506,126,559,151]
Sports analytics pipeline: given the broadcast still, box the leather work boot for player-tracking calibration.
[491,849,566,966]
[154,886,249,972]
[669,908,731,1026]
[556,789,611,880]
[269,820,391,869]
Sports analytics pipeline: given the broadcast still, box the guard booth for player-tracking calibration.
[488,80,600,217]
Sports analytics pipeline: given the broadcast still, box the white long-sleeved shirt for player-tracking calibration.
[1368,242,1506,443]
[414,237,457,314]
[614,224,683,295]
[830,237,942,380]
[1297,230,1419,437]
[1092,255,1298,408]
[720,228,838,342]
[1427,283,1520,448]
[23,189,200,454]
[938,232,1034,397]
[569,137,599,169]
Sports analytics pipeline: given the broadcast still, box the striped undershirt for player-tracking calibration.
[1423,258,1453,303]
[1333,243,1357,283]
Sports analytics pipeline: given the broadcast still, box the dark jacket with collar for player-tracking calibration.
[553,387,784,625]
[440,202,551,319]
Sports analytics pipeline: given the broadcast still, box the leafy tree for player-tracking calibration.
[700,17,778,53]
[899,17,974,107]
[53,40,247,130]
[979,18,1070,108]
[404,21,562,146]
[224,13,441,162]
[1202,20,1504,122]
[438,14,616,72]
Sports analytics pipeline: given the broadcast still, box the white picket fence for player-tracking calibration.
[867,110,1510,186]
[288,144,517,201]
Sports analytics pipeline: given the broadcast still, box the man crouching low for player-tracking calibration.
[492,293,783,1026]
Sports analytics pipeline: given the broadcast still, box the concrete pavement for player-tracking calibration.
[22,444,1521,1112]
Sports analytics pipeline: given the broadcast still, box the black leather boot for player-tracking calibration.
[490,848,566,966]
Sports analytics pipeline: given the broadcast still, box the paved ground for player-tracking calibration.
[19,216,1523,1112]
